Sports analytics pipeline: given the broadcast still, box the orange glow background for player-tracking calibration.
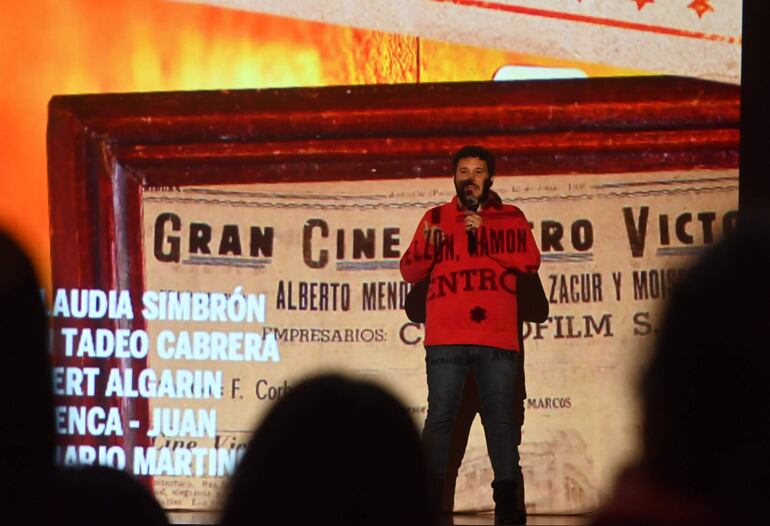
[0,0,648,288]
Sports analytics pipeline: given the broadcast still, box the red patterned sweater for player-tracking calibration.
[400,194,540,351]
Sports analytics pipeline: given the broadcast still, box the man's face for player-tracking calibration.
[454,156,492,207]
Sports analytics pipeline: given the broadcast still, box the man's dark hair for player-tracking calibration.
[452,146,496,177]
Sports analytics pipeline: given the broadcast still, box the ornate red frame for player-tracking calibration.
[47,76,739,481]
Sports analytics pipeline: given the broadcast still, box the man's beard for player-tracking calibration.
[455,179,491,209]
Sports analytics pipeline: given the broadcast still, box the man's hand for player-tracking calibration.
[464,212,483,231]
[423,220,443,246]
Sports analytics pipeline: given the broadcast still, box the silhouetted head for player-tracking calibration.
[220,374,435,526]
[640,216,770,517]
[52,465,169,526]
[0,232,54,516]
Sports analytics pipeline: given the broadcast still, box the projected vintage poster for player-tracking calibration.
[136,170,737,511]
[47,76,739,514]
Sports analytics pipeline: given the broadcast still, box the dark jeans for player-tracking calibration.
[423,345,520,483]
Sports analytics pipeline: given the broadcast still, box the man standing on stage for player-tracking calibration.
[400,146,540,524]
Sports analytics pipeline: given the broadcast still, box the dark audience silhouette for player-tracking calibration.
[220,374,438,526]
[0,232,56,523]
[51,464,169,526]
[0,231,169,525]
[592,217,770,526]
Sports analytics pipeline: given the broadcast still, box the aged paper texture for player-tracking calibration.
[142,168,737,511]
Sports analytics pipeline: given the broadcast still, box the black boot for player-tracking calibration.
[431,478,455,525]
[492,479,526,525]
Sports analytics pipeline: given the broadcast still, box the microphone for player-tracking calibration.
[466,196,479,255]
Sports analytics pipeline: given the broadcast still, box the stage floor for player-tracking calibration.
[168,511,590,525]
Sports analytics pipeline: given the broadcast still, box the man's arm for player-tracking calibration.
[517,272,549,323]
[400,209,442,283]
[485,208,540,273]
